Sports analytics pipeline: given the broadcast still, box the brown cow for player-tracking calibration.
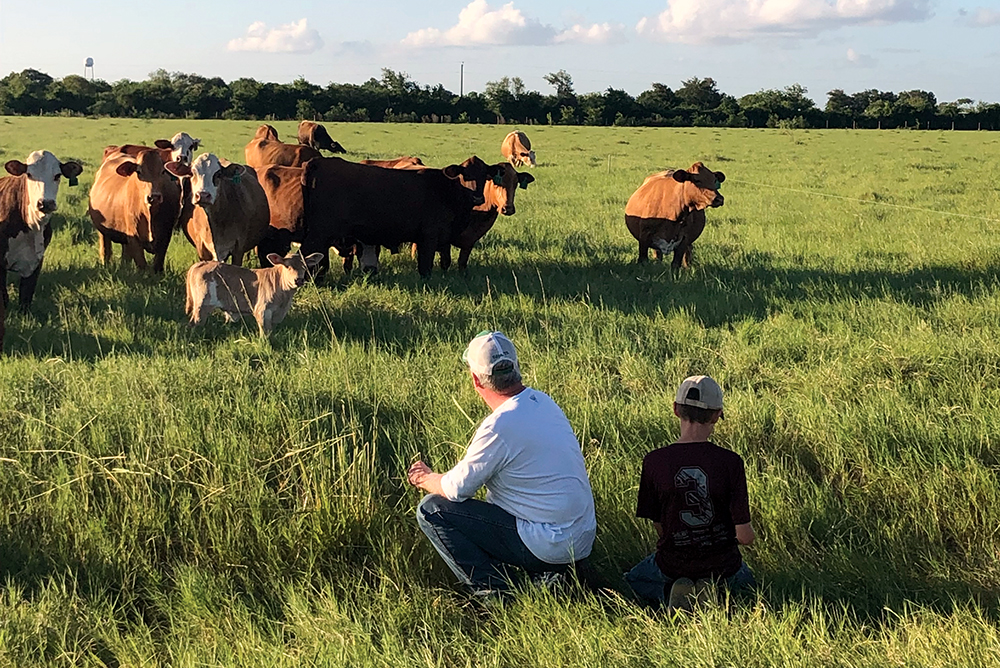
[300,156,500,277]
[359,156,425,169]
[103,132,201,165]
[501,131,536,168]
[245,124,321,169]
[185,251,324,336]
[0,151,83,352]
[167,153,270,265]
[256,164,307,267]
[453,162,534,271]
[297,121,346,154]
[624,162,725,268]
[88,150,183,272]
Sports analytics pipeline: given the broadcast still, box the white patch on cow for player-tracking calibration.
[171,132,199,165]
[206,277,222,309]
[6,228,46,277]
[360,245,380,271]
[23,150,64,229]
[652,237,681,254]
[189,153,223,208]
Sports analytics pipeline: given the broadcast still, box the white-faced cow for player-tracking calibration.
[624,162,725,268]
[0,151,83,352]
[167,153,270,266]
[103,132,201,166]
[501,131,536,168]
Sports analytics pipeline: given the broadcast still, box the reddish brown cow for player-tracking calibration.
[256,164,308,267]
[624,162,725,268]
[0,151,83,352]
[453,162,534,271]
[300,156,499,277]
[88,150,183,272]
[297,121,346,153]
[103,133,200,165]
[245,125,321,169]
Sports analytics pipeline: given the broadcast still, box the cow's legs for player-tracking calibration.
[359,244,380,274]
[457,246,474,272]
[673,243,694,269]
[438,245,452,273]
[98,231,114,265]
[415,241,435,278]
[637,243,650,263]
[124,240,149,270]
[18,263,42,312]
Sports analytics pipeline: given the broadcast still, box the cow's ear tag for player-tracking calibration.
[68,176,78,187]
[518,180,528,190]
[492,173,503,186]
[713,180,720,190]
[231,174,242,185]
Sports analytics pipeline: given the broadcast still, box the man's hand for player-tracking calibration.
[408,460,445,496]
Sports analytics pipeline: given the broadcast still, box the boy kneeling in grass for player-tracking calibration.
[625,375,756,611]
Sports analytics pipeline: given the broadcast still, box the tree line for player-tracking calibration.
[2,67,998,130]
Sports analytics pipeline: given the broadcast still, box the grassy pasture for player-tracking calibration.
[2,117,1000,665]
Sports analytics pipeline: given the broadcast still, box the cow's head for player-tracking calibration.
[266,251,325,289]
[255,124,280,141]
[4,150,83,222]
[449,156,504,209]
[489,163,534,216]
[165,153,243,207]
[167,132,201,165]
[672,162,725,210]
[115,150,170,207]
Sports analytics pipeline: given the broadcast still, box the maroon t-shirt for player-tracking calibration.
[636,441,751,580]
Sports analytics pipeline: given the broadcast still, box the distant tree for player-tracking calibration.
[675,77,722,112]
[484,76,526,123]
[637,83,677,123]
[544,69,575,101]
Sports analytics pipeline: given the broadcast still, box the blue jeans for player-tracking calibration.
[416,494,565,592]
[624,553,755,603]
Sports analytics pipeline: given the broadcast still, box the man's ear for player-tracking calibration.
[672,402,682,418]
[471,371,484,390]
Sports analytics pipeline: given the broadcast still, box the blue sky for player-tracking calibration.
[2,0,998,104]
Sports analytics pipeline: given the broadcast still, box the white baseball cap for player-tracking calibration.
[675,375,724,411]
[462,331,520,378]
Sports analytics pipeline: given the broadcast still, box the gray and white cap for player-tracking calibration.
[462,330,520,378]
[675,375,724,411]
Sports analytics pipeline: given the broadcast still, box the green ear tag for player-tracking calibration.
[492,173,503,186]
[68,176,79,187]
[232,174,242,185]
[714,179,721,190]
[518,180,527,190]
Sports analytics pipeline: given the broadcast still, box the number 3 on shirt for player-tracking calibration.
[674,467,715,527]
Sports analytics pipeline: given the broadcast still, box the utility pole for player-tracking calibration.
[460,62,464,97]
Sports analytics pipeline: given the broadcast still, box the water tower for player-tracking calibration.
[84,57,95,80]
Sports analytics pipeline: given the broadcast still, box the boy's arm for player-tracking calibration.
[735,522,755,546]
[653,522,664,538]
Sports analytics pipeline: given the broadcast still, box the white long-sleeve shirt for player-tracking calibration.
[440,388,597,564]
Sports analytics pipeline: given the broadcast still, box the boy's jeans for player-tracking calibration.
[624,553,755,603]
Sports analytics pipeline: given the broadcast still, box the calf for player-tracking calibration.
[185,252,324,336]
[624,162,725,268]
[167,153,270,265]
[297,121,346,154]
[0,151,83,352]
[501,131,536,168]
[245,125,321,169]
[88,149,182,272]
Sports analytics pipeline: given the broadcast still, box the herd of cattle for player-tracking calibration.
[0,123,725,348]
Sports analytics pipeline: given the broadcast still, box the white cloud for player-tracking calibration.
[962,6,1000,26]
[637,0,932,44]
[227,19,324,54]
[846,47,877,66]
[402,1,625,47]
[555,23,628,44]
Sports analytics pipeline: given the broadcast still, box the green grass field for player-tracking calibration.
[2,117,1000,666]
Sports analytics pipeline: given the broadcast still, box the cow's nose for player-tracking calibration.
[712,193,724,207]
[194,192,212,206]
[502,205,515,216]
[38,200,57,214]
[147,193,163,205]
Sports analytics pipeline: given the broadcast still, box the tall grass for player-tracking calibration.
[1,119,1000,665]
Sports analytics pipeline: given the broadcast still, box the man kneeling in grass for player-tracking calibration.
[625,375,756,611]
[407,331,597,598]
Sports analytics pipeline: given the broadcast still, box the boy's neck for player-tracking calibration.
[675,420,716,444]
